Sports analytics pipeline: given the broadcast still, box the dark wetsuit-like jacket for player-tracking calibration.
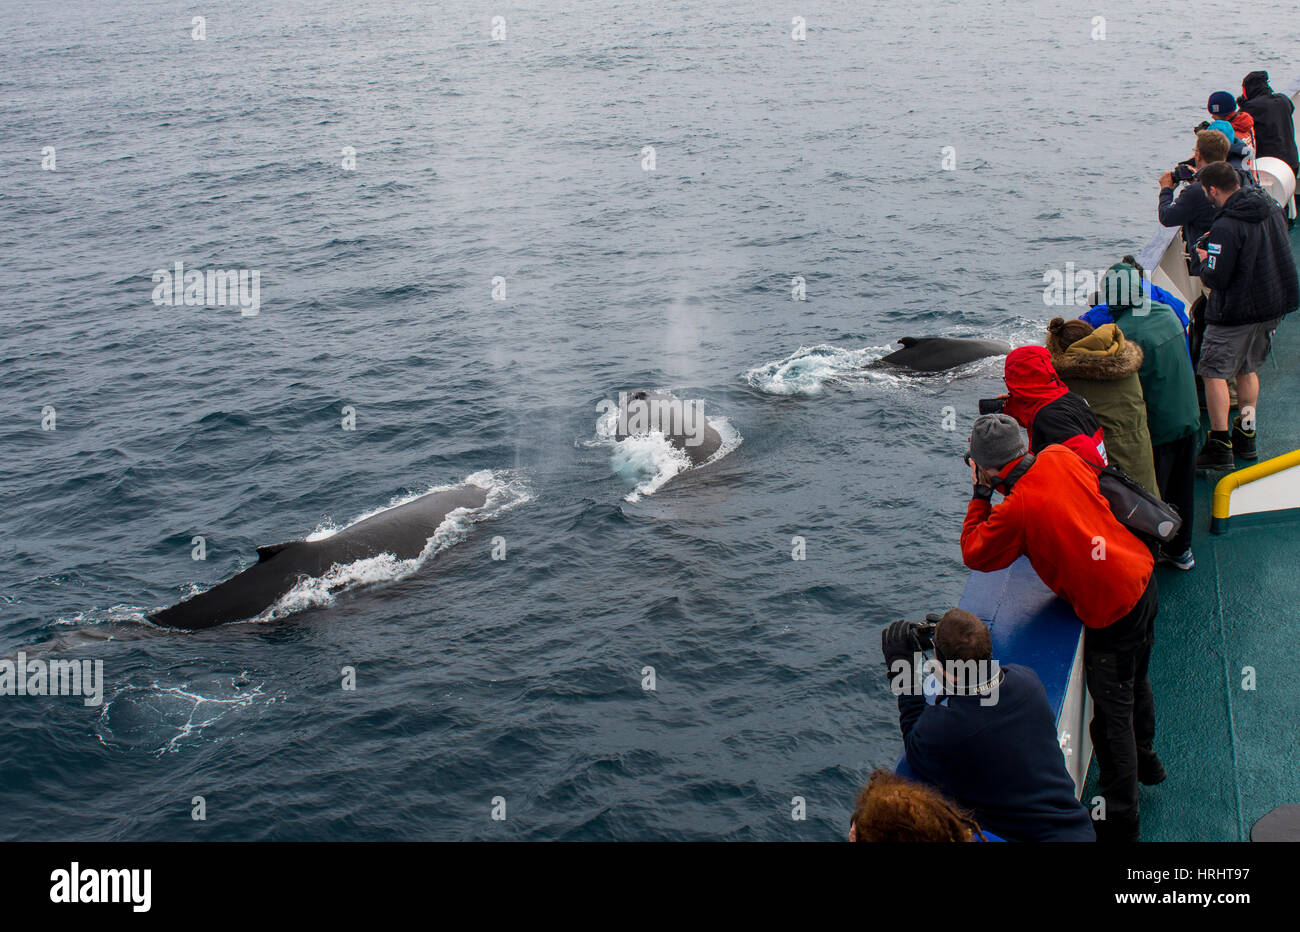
[899,664,1096,842]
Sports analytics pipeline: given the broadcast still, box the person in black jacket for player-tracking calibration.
[1238,70,1299,219]
[1158,129,1232,265]
[882,609,1096,842]
[1191,162,1300,469]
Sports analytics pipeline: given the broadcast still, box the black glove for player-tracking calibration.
[972,482,994,501]
[882,620,924,676]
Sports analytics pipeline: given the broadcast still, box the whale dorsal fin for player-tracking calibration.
[897,337,919,347]
[257,541,298,562]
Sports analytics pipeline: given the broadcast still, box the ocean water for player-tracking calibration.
[1,1,1296,840]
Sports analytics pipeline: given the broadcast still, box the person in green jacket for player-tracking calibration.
[1046,318,1160,497]
[1100,262,1202,570]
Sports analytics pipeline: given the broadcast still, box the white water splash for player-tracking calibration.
[746,331,1030,396]
[592,395,741,501]
[744,343,885,395]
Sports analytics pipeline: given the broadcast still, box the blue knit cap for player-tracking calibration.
[1207,91,1237,116]
[1207,119,1235,144]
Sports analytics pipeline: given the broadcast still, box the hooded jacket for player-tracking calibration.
[1226,110,1256,152]
[1082,278,1190,356]
[1003,346,1106,467]
[1191,185,1300,326]
[1238,71,1300,172]
[1227,140,1261,185]
[1046,324,1159,495]
[961,445,1154,629]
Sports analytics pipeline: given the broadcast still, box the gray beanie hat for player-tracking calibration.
[969,413,1027,470]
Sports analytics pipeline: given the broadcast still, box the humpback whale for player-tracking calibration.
[148,483,489,630]
[614,389,722,465]
[878,336,1011,372]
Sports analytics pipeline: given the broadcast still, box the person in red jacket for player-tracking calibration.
[960,413,1161,842]
[999,346,1107,468]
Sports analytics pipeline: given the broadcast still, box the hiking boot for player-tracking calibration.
[1138,749,1167,786]
[1158,548,1195,571]
[1231,417,1257,460]
[1196,434,1234,471]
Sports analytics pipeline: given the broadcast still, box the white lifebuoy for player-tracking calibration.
[1253,155,1297,208]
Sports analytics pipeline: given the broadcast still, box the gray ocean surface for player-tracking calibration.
[1,0,1295,840]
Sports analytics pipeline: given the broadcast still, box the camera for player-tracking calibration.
[1194,120,1211,133]
[915,622,937,650]
[1172,160,1196,184]
[978,397,1005,415]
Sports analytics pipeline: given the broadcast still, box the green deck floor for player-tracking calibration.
[1084,224,1300,842]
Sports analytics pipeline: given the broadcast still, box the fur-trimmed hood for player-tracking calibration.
[1046,324,1144,381]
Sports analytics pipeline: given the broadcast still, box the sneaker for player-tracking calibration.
[1231,417,1257,460]
[1196,434,1234,471]
[1138,749,1167,787]
[1158,548,1195,571]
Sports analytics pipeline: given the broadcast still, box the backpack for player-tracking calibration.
[1002,454,1182,545]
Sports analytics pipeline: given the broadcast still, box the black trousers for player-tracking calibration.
[1152,433,1197,555]
[1085,575,1158,841]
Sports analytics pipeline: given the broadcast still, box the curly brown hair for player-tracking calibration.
[850,769,986,842]
[1046,316,1095,355]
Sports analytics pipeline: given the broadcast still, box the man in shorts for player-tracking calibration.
[1191,162,1298,470]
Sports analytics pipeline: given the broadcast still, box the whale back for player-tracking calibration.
[148,484,490,630]
[317,484,489,562]
[878,336,1011,372]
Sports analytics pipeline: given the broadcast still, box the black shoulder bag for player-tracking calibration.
[1000,454,1182,545]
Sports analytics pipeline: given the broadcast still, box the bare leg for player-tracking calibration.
[1205,378,1231,432]
[1235,372,1259,424]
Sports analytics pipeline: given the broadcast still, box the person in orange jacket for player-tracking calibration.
[960,413,1161,842]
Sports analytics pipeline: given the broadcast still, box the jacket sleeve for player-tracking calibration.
[1197,221,1239,290]
[1079,305,1112,328]
[1158,185,1192,228]
[1149,283,1186,319]
[900,702,948,788]
[898,691,926,739]
[961,495,1025,572]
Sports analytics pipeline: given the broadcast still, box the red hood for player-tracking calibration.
[1003,346,1068,428]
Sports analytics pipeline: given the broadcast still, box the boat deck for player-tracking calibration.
[1085,223,1300,842]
